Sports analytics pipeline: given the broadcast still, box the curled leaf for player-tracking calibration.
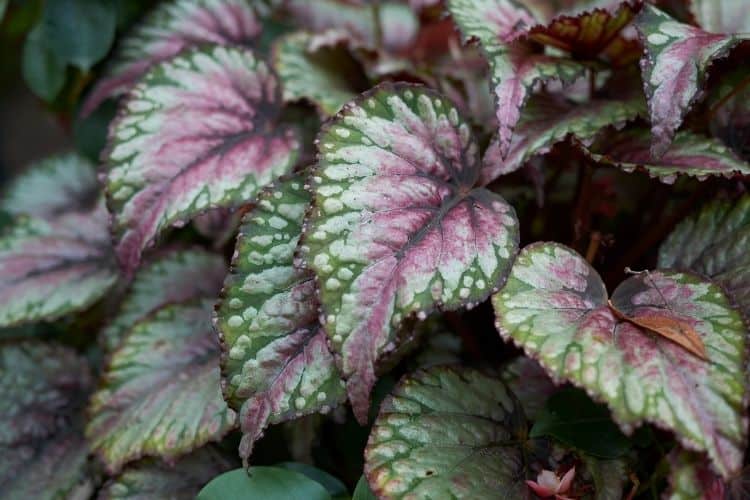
[105,45,299,274]
[365,366,528,498]
[635,5,750,157]
[304,83,520,422]
[582,128,750,183]
[87,300,236,473]
[215,174,345,462]
[493,242,748,479]
[81,0,262,116]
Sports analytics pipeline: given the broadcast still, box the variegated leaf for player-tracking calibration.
[688,0,750,35]
[87,299,236,473]
[659,195,750,320]
[635,5,750,157]
[493,242,748,479]
[364,366,528,498]
[101,248,226,352]
[0,209,118,327]
[304,83,520,422]
[81,0,261,116]
[105,45,299,274]
[283,0,418,52]
[527,2,639,59]
[665,450,727,500]
[0,341,92,499]
[448,0,588,160]
[583,129,750,183]
[0,153,99,218]
[481,92,644,183]
[98,448,235,500]
[215,174,345,462]
[272,31,360,115]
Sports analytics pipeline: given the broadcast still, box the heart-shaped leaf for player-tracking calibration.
[81,0,262,116]
[527,3,639,59]
[635,4,750,157]
[688,0,750,35]
[215,174,345,462]
[481,92,644,183]
[102,248,226,351]
[659,195,750,320]
[272,31,362,116]
[493,242,748,479]
[197,467,332,500]
[364,366,528,498]
[87,299,236,473]
[0,341,92,499]
[105,45,300,274]
[448,0,588,160]
[303,83,520,422]
[0,155,118,327]
[582,129,750,183]
[98,448,235,500]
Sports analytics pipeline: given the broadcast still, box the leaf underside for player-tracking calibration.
[493,242,747,479]
[304,83,520,422]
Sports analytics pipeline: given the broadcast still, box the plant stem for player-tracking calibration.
[372,1,383,50]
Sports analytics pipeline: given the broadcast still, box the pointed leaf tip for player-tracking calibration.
[306,83,519,422]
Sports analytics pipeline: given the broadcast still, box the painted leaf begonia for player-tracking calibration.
[664,450,727,500]
[272,31,361,116]
[480,92,644,183]
[105,45,299,274]
[304,83,520,422]
[0,341,92,499]
[215,174,345,462]
[81,0,262,116]
[500,355,557,421]
[87,299,236,473]
[364,366,528,498]
[0,155,118,327]
[101,248,226,352]
[98,448,235,500]
[582,129,750,183]
[493,242,748,479]
[635,5,750,157]
[448,0,588,160]
[659,195,750,319]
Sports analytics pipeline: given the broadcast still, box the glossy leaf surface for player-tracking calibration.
[635,5,750,156]
[88,300,236,473]
[105,45,299,274]
[82,0,261,115]
[215,174,345,461]
[481,92,644,182]
[304,83,520,422]
[583,129,750,183]
[659,195,750,319]
[102,248,226,351]
[197,467,331,500]
[365,366,527,498]
[493,242,747,478]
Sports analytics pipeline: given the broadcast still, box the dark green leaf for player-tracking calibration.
[42,0,116,70]
[352,476,376,500]
[21,24,66,101]
[278,462,348,499]
[73,99,118,162]
[530,388,631,459]
[197,467,332,500]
